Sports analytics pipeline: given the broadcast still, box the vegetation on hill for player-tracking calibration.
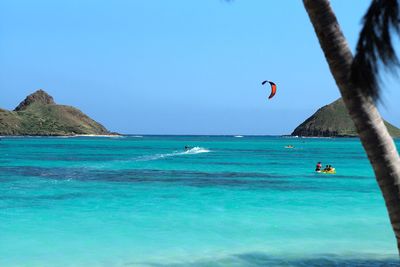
[0,90,112,136]
[291,98,400,137]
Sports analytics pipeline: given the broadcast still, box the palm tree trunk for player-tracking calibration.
[303,0,400,253]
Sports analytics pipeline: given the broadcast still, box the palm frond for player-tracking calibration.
[351,0,400,101]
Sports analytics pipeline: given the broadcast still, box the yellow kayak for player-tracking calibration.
[320,168,336,174]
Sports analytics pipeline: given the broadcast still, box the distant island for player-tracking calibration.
[0,89,115,136]
[292,98,400,138]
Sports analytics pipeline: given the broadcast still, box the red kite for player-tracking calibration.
[262,80,277,99]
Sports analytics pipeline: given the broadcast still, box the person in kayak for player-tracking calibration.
[315,162,322,172]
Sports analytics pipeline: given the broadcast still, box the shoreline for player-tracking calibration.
[0,134,397,139]
[0,134,123,138]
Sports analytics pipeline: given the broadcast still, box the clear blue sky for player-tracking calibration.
[0,0,399,135]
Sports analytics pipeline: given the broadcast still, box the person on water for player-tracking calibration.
[323,165,330,171]
[315,162,322,172]
[184,146,191,151]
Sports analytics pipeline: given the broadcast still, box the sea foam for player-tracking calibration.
[137,147,210,161]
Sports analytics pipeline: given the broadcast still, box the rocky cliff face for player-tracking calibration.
[0,89,114,136]
[14,89,55,111]
[291,98,400,137]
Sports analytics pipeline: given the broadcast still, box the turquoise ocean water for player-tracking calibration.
[0,136,399,266]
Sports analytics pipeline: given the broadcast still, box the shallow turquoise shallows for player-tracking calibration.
[0,136,399,266]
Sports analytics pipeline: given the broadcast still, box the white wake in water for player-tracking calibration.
[183,147,210,154]
[137,147,210,161]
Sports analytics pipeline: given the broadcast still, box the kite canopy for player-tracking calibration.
[262,80,277,99]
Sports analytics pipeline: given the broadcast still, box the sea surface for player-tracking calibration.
[0,136,399,266]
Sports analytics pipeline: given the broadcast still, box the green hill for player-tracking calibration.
[0,90,113,136]
[291,98,400,138]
